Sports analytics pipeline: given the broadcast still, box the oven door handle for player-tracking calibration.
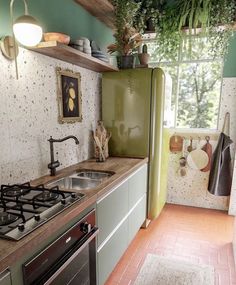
[43,227,99,285]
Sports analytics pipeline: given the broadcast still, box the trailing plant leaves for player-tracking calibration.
[154,0,236,60]
[110,0,236,59]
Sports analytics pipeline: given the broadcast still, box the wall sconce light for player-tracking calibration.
[0,0,43,79]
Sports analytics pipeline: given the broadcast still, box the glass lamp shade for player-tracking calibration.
[13,15,42,47]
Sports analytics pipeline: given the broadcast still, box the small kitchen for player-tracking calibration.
[0,0,236,285]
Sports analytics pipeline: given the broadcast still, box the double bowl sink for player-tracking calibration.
[47,170,114,191]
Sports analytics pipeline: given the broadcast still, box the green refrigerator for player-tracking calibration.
[102,68,171,220]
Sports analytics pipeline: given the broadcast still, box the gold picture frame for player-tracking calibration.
[56,67,82,124]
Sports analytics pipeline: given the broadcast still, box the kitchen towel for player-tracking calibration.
[208,132,233,196]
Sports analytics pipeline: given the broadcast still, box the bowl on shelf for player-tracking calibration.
[43,32,70,45]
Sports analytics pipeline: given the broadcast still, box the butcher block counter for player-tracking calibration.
[0,157,148,273]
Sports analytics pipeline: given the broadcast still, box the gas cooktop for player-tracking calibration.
[0,182,85,241]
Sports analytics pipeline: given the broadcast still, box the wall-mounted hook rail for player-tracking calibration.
[168,130,220,141]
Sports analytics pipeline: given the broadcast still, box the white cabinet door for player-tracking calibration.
[97,219,128,285]
[97,180,129,247]
[128,194,146,243]
[128,164,147,209]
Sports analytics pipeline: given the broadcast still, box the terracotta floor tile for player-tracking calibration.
[104,204,235,285]
[117,277,132,285]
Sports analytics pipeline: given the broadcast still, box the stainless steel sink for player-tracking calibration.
[76,170,114,180]
[47,170,115,191]
[47,176,101,190]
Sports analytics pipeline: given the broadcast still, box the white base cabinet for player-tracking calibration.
[97,164,147,285]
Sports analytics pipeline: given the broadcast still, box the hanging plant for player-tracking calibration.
[207,0,236,57]
[145,0,236,60]
[108,0,235,61]
[133,0,160,33]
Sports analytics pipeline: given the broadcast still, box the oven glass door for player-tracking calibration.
[46,236,97,285]
[23,210,98,285]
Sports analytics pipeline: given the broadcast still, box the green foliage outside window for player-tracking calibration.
[146,37,222,129]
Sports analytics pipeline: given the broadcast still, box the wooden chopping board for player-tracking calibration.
[201,141,212,172]
[169,135,183,153]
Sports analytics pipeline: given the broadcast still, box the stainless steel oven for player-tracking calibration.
[22,209,98,285]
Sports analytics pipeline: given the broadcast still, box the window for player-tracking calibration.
[146,36,223,129]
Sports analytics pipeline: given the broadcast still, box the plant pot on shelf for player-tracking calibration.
[138,53,150,65]
[145,19,155,33]
[117,55,135,69]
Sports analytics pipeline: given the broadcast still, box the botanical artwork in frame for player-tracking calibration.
[56,67,82,123]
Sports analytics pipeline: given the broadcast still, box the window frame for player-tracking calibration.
[145,38,224,130]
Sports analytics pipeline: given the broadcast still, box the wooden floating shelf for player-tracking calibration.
[30,41,118,73]
[75,0,115,29]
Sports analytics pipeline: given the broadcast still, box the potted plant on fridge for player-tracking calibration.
[138,44,150,66]
[107,0,142,69]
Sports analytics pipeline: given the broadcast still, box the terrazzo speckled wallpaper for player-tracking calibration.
[1,47,236,213]
[0,48,101,185]
[167,77,236,212]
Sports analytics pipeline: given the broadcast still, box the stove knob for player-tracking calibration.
[80,222,92,234]
[71,193,77,199]
[61,199,66,205]
[18,223,25,232]
[34,214,40,222]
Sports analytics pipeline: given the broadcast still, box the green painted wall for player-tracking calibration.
[223,34,236,77]
[0,0,114,52]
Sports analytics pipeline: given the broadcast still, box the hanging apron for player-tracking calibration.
[207,132,233,196]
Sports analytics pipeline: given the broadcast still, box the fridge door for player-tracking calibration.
[102,68,152,157]
[148,68,170,219]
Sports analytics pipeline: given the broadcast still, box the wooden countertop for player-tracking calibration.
[0,157,148,272]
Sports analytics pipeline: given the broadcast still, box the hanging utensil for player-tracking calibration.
[169,134,183,153]
[201,136,212,172]
[187,137,209,170]
[177,138,187,177]
[187,137,193,152]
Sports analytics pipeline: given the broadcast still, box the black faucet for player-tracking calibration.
[48,135,80,176]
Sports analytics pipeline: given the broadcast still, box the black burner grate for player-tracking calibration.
[0,182,85,240]
[0,212,19,226]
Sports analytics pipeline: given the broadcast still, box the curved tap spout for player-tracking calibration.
[48,135,79,176]
[48,135,79,145]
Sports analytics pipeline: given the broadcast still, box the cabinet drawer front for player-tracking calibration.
[0,269,11,285]
[97,219,128,285]
[128,194,146,243]
[129,164,147,209]
[97,180,129,246]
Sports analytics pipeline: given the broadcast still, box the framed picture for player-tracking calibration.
[56,67,82,123]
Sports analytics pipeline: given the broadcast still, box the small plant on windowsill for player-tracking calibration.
[107,0,142,69]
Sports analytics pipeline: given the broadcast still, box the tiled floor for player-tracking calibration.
[105,203,235,285]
